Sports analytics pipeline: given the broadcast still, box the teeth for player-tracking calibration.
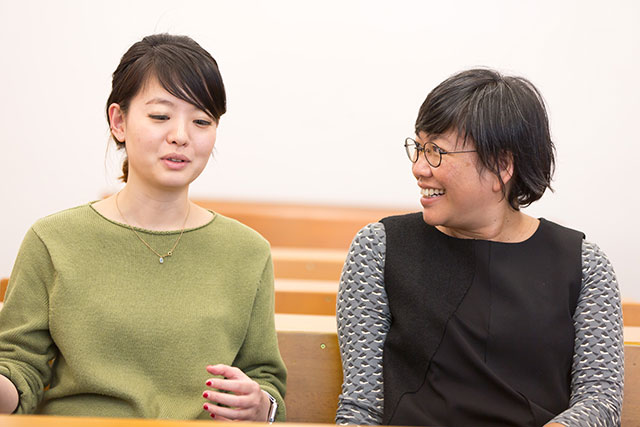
[168,158,184,162]
[421,188,445,197]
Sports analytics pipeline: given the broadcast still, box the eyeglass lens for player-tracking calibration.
[404,138,440,167]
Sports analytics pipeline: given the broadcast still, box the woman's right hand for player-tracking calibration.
[0,374,19,414]
[201,364,271,421]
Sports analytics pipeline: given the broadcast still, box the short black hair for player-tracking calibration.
[106,34,226,182]
[415,68,555,210]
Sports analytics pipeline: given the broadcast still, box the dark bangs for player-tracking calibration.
[150,41,226,121]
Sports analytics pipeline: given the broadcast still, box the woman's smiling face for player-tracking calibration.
[412,130,508,237]
[109,76,218,193]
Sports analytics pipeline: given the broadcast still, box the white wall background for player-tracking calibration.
[1,0,638,299]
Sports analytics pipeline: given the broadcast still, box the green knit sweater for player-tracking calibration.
[0,203,286,420]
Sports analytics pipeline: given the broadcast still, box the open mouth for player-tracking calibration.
[166,158,186,163]
[421,188,445,198]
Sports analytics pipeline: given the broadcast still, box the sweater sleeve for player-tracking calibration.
[336,223,389,425]
[230,254,287,421]
[548,240,624,426]
[0,228,58,413]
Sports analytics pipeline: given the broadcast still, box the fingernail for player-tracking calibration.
[203,404,209,410]
[206,380,212,386]
[210,413,216,419]
[203,392,209,398]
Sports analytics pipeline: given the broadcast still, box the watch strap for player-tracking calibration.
[264,390,278,423]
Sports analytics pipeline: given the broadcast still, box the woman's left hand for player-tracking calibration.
[202,364,271,421]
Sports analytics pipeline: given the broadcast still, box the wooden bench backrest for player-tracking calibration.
[194,199,410,250]
[623,345,640,425]
[276,289,337,316]
[274,285,640,321]
[271,248,345,281]
[0,278,8,303]
[276,329,341,423]
[623,302,640,327]
[275,280,338,316]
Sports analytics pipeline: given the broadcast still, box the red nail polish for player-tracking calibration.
[210,413,215,419]
[203,404,208,410]
[206,380,212,386]
[203,392,209,398]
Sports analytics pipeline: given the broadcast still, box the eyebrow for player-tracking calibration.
[416,134,440,145]
[428,133,446,143]
[145,98,175,106]
[144,98,207,115]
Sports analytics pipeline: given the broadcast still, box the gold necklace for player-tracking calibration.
[115,192,190,264]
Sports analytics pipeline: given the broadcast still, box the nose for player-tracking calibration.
[412,153,433,180]
[168,119,189,146]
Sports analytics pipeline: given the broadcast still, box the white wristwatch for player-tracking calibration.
[265,391,278,423]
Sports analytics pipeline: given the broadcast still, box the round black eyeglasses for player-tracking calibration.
[404,137,476,168]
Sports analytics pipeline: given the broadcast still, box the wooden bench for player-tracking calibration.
[193,199,405,281]
[0,277,8,303]
[274,283,640,323]
[272,247,345,281]
[623,344,640,425]
[194,199,409,250]
[275,279,338,315]
[275,314,340,423]
[623,302,640,327]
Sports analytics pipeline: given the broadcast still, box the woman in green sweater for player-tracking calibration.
[0,34,286,421]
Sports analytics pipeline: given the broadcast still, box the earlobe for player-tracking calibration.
[108,103,126,143]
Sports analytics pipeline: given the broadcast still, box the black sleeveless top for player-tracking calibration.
[380,213,584,426]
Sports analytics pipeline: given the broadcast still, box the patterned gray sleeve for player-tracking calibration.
[549,240,624,427]
[335,223,389,425]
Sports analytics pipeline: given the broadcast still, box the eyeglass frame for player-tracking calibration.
[404,137,477,168]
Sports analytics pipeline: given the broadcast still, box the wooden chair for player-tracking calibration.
[276,314,341,423]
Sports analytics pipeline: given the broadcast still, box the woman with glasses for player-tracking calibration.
[336,69,622,426]
[0,34,285,421]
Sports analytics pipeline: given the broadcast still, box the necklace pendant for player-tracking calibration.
[159,257,164,264]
